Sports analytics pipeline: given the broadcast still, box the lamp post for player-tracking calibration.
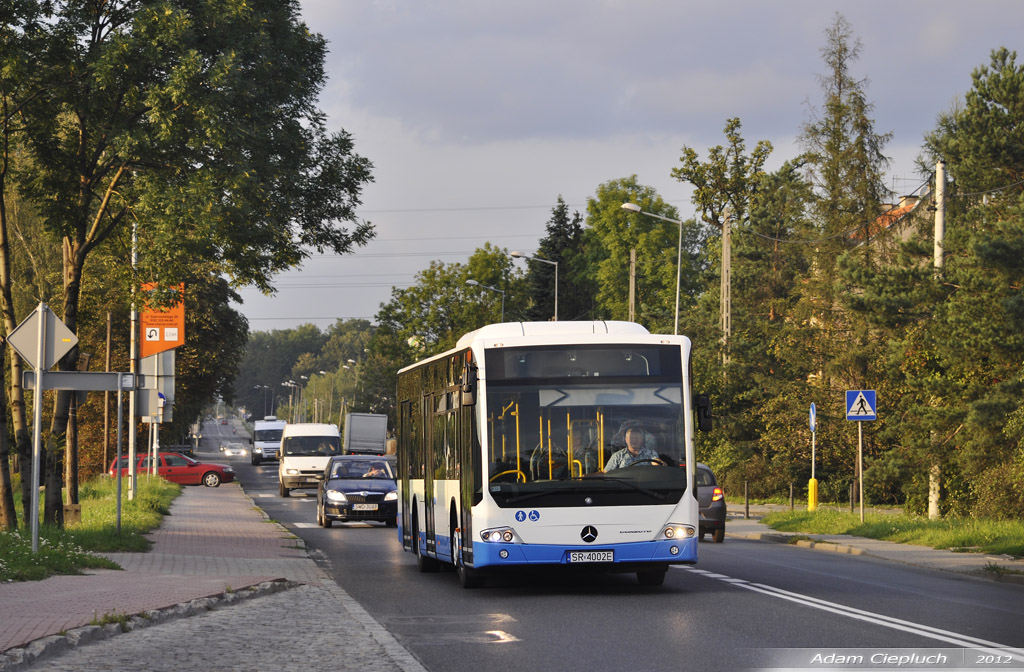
[510,251,558,321]
[254,385,271,417]
[621,203,683,336]
[282,381,298,423]
[466,279,506,322]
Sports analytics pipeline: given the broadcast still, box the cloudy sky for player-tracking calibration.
[235,0,1024,332]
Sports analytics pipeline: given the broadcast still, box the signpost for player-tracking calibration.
[808,403,818,512]
[846,390,877,522]
[8,304,78,552]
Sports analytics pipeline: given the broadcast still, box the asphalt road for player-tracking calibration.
[216,428,1024,672]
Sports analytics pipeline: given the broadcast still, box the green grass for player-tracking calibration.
[762,509,1024,557]
[0,475,180,582]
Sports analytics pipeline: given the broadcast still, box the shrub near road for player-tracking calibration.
[0,476,180,582]
[763,510,1024,557]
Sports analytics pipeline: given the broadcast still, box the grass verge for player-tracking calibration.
[0,475,180,582]
[761,509,1024,557]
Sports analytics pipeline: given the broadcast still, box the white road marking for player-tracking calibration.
[678,567,1024,657]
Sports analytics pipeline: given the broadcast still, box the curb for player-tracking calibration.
[0,579,298,671]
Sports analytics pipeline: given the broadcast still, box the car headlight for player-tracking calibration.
[384,490,398,501]
[326,490,348,503]
[285,468,299,475]
[223,467,234,473]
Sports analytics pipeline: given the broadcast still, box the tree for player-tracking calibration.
[4,0,375,525]
[523,197,592,322]
[913,48,1024,517]
[793,13,893,504]
[377,245,521,356]
[584,176,704,332]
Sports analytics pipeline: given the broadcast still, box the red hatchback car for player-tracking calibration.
[109,452,235,487]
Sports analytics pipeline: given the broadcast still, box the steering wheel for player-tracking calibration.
[630,458,665,467]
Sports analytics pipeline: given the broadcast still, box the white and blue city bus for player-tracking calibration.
[395,321,712,588]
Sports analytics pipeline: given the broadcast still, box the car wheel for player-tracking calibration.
[712,527,725,543]
[386,518,397,528]
[251,455,261,466]
[279,480,289,497]
[202,471,221,487]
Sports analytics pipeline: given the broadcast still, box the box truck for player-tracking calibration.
[342,413,389,455]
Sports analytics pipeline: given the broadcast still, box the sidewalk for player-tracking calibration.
[0,484,426,672]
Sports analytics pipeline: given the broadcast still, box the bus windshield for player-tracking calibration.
[483,344,688,507]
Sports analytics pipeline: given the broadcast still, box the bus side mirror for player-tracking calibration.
[461,362,478,407]
[696,394,712,432]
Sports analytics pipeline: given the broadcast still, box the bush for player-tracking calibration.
[970,460,1024,520]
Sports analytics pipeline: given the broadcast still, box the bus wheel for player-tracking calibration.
[457,555,484,589]
[414,514,438,573]
[637,566,667,587]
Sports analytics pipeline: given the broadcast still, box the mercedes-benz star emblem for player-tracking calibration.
[580,525,598,543]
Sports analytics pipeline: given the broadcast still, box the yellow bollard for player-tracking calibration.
[807,478,818,511]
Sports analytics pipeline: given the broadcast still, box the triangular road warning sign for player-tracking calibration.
[848,391,875,417]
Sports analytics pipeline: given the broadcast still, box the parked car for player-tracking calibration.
[315,455,397,528]
[220,442,248,457]
[109,452,235,487]
[696,462,726,542]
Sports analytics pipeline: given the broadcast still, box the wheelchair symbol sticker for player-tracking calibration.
[515,511,526,522]
[529,510,540,521]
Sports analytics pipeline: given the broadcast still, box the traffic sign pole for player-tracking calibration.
[31,304,44,553]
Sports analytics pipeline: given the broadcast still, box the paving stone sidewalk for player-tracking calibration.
[0,484,425,672]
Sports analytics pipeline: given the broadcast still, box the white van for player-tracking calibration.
[250,416,286,466]
[277,423,341,497]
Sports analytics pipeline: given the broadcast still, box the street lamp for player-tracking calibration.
[253,385,271,417]
[466,279,506,322]
[510,251,558,321]
[621,203,683,336]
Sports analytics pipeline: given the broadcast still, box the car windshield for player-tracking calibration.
[254,429,283,442]
[331,459,393,480]
[696,468,715,487]
[482,344,689,508]
[283,436,341,457]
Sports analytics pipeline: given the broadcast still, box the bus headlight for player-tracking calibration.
[480,527,518,543]
[662,524,695,539]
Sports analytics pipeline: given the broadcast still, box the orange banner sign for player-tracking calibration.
[140,283,185,359]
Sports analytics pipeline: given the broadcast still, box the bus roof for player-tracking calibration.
[455,321,649,349]
[399,321,663,375]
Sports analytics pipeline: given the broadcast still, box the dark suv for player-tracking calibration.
[696,463,726,543]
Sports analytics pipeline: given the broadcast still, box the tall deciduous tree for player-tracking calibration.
[4,0,374,525]
[585,176,704,332]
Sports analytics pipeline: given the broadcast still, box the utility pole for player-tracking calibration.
[929,161,946,520]
[720,209,732,369]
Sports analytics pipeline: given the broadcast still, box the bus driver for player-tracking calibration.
[604,426,662,471]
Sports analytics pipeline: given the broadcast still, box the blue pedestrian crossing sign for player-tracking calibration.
[846,390,877,421]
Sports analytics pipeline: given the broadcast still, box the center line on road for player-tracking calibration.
[678,567,1024,657]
